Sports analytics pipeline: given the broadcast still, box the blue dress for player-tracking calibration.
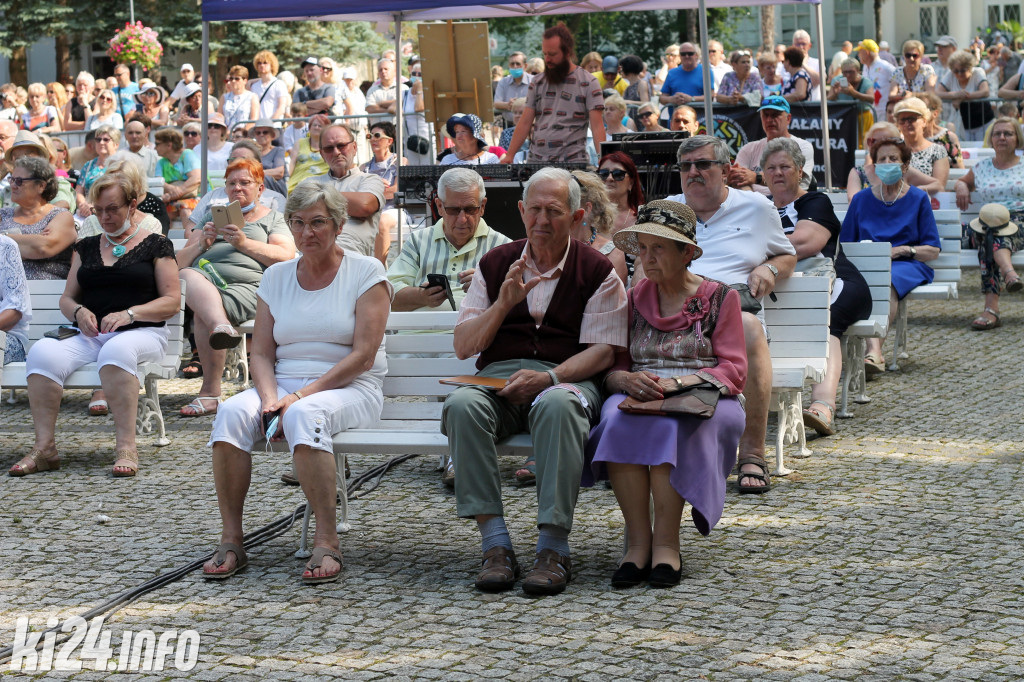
[840,186,941,299]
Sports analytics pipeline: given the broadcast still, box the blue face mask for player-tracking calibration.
[875,162,903,185]
[240,201,257,213]
[409,76,421,84]
[510,68,524,79]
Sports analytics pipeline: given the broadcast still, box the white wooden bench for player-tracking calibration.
[763,275,831,475]
[889,209,961,370]
[836,241,893,418]
[2,280,187,446]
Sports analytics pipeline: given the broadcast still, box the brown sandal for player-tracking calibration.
[475,546,520,592]
[736,455,772,494]
[522,549,572,596]
[302,546,344,584]
[203,542,248,580]
[8,449,61,477]
[112,449,139,477]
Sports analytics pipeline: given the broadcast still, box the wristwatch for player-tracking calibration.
[764,263,779,277]
[909,247,917,259]
[754,172,764,185]
[126,309,135,323]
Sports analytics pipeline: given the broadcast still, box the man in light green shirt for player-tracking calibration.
[388,167,511,312]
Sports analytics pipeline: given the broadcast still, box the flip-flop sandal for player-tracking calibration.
[209,324,242,350]
[180,396,222,417]
[514,459,536,486]
[802,400,836,436]
[203,542,248,580]
[864,353,885,377]
[180,358,203,378]
[112,450,139,478]
[736,455,772,494]
[970,308,1001,330]
[302,547,343,585]
[88,399,109,416]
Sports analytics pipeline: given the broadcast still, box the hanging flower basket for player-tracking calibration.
[107,21,163,71]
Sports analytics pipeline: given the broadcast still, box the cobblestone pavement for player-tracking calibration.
[1,289,1022,680]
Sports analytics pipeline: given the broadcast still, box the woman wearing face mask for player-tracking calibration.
[840,137,941,374]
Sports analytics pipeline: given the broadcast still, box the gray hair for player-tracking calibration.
[677,134,731,165]
[792,29,811,43]
[522,167,580,213]
[841,58,860,71]
[285,182,348,228]
[94,124,121,147]
[15,156,59,202]
[75,71,95,87]
[438,167,486,203]
[759,137,805,172]
[570,170,618,236]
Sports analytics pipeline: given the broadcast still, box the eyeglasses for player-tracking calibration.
[10,176,43,187]
[321,66,333,72]
[367,131,391,140]
[184,131,200,137]
[227,76,243,81]
[598,168,628,181]
[320,141,355,154]
[93,203,128,216]
[253,129,274,136]
[442,205,481,216]
[896,116,920,125]
[992,130,1017,138]
[679,159,727,173]
[226,179,257,189]
[99,96,114,102]
[95,137,114,143]
[680,52,696,57]
[286,216,334,232]
[411,71,422,77]
[638,111,654,119]
[952,68,970,75]
[904,53,920,59]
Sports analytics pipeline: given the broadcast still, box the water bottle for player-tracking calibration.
[198,258,229,290]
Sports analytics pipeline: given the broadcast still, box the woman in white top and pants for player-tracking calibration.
[203,183,393,585]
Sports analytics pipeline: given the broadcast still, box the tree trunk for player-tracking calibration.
[874,0,883,43]
[685,10,698,44]
[9,47,28,87]
[761,5,776,54]
[55,33,70,83]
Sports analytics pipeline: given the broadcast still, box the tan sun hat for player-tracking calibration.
[893,97,930,120]
[969,203,1019,237]
[612,199,702,258]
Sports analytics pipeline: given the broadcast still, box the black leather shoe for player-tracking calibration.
[648,559,682,588]
[610,561,651,588]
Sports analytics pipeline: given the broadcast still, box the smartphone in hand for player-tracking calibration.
[425,273,457,310]
[262,409,282,440]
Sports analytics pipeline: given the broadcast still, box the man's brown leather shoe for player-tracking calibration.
[521,549,572,596]
[475,546,519,592]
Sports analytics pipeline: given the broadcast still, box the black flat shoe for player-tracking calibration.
[648,560,682,588]
[611,561,651,588]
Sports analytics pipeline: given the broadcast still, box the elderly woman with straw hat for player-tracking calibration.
[583,200,747,589]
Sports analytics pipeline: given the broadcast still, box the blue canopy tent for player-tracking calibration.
[199,0,829,198]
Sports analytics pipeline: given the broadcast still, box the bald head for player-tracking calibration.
[0,120,17,154]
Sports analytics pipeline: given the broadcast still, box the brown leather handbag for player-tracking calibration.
[617,382,720,419]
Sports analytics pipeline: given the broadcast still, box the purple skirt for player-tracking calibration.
[583,393,744,536]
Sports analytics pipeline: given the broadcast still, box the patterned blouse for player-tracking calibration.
[891,64,936,95]
[909,143,947,177]
[0,206,73,279]
[781,69,812,101]
[0,234,31,355]
[929,128,963,168]
[971,158,1024,213]
[717,71,765,98]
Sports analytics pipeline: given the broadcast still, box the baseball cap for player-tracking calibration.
[180,63,194,72]
[856,39,879,53]
[339,66,357,80]
[934,35,958,48]
[602,55,619,75]
[759,95,790,114]
[302,56,319,67]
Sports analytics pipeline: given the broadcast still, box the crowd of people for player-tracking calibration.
[2,23,1022,594]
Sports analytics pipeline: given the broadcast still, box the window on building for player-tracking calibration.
[834,0,865,46]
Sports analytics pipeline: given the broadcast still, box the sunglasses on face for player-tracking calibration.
[184,131,200,137]
[10,176,42,187]
[638,111,654,119]
[99,96,114,102]
[254,129,274,136]
[679,159,727,172]
[95,137,114,143]
[904,53,920,59]
[322,66,333,72]
[227,76,243,81]
[320,141,354,154]
[598,168,628,181]
[680,52,696,57]
[367,131,391,140]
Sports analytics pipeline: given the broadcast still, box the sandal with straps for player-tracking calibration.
[209,324,242,350]
[9,449,61,477]
[970,307,1001,331]
[180,396,222,417]
[803,400,836,436]
[203,542,248,580]
[736,455,772,494]
[302,546,344,585]
[1003,270,1023,293]
[112,449,139,477]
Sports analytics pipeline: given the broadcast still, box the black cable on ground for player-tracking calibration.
[0,453,420,664]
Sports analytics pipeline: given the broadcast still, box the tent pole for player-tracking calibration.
[814,3,832,190]
[697,0,713,135]
[395,13,404,251]
[201,22,210,198]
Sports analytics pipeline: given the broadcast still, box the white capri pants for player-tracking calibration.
[208,376,384,455]
[26,326,170,386]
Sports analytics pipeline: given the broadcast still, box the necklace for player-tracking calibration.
[104,223,141,257]
[881,180,904,207]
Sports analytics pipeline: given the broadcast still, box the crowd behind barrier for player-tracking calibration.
[1,26,1022,594]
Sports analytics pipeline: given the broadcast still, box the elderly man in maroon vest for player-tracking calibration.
[442,167,627,596]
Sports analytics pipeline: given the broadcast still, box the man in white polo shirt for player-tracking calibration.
[665,135,796,494]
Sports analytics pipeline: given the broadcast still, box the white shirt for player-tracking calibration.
[256,254,392,381]
[709,62,733,90]
[129,146,160,177]
[250,78,290,120]
[862,58,895,120]
[666,188,795,289]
